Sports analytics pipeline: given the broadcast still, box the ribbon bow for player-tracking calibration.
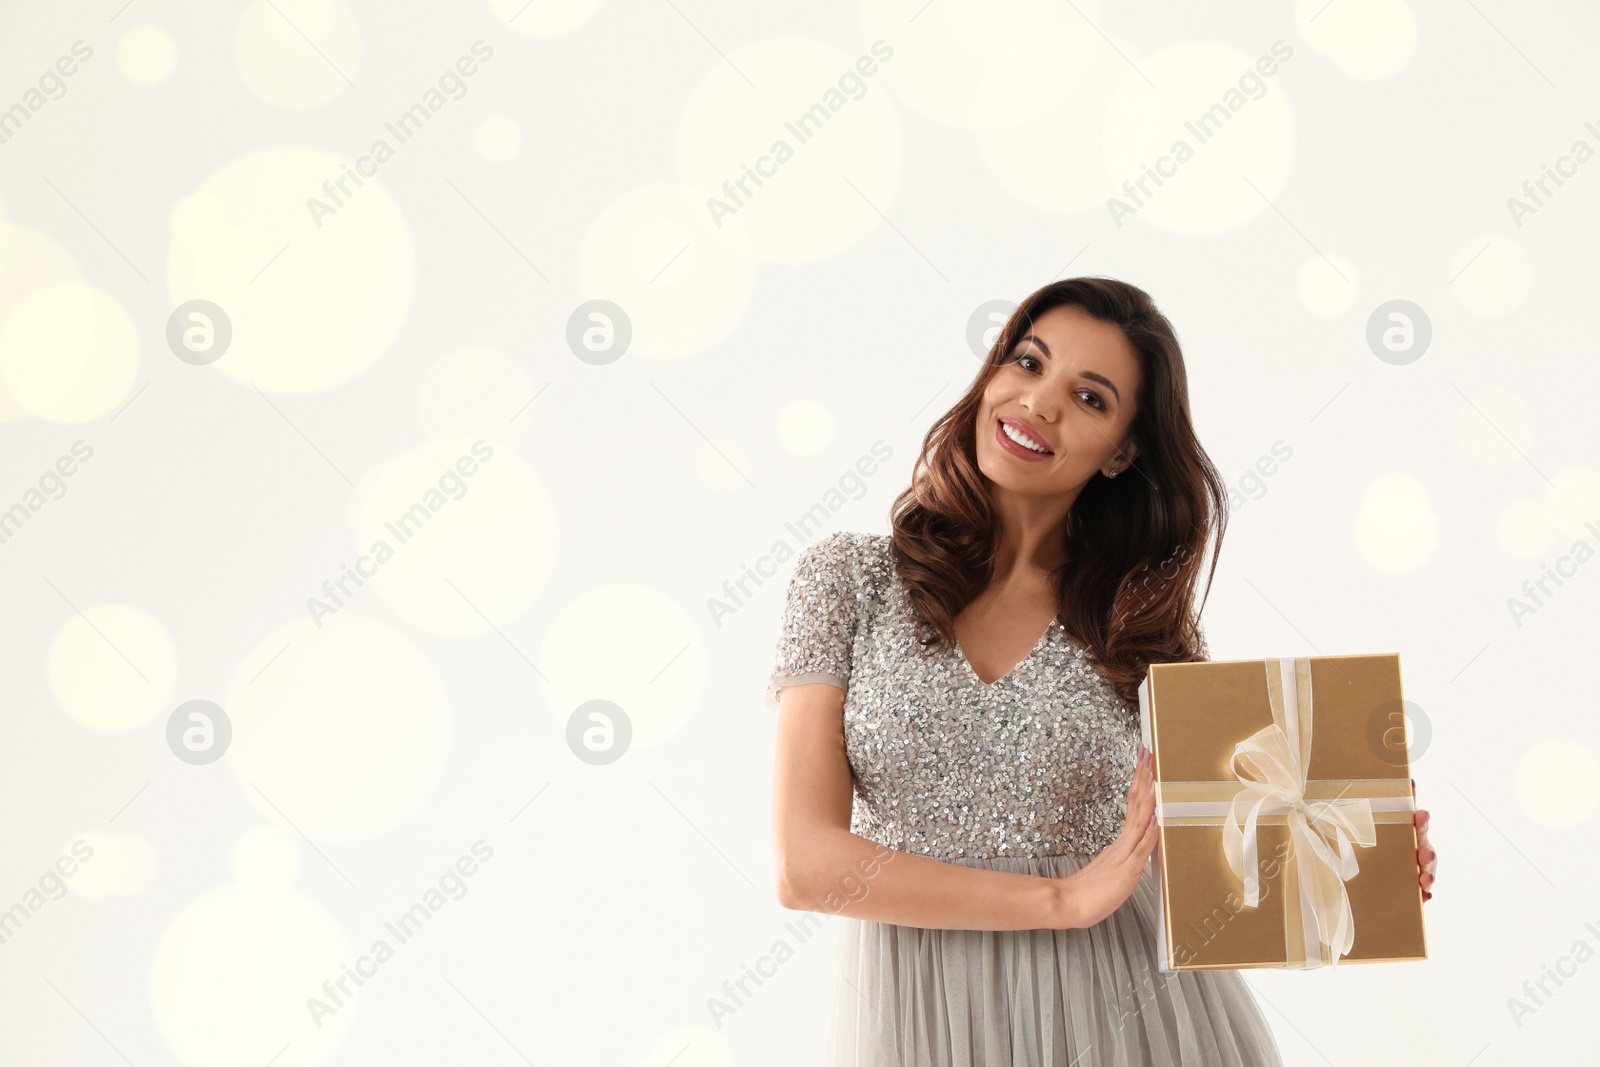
[1220,714,1379,965]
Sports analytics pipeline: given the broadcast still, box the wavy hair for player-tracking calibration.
[887,277,1228,707]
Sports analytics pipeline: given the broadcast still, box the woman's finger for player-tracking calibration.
[1137,805,1158,850]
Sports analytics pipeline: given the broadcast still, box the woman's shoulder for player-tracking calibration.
[797,529,889,559]
[792,530,893,594]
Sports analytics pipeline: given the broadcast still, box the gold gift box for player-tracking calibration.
[1136,654,1428,971]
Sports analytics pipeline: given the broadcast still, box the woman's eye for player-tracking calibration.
[1010,354,1104,410]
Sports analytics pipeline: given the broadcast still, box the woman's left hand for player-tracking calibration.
[1412,777,1435,902]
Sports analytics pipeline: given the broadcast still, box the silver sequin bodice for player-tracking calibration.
[767,530,1142,861]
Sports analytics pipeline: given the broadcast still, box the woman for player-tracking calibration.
[767,277,1437,1065]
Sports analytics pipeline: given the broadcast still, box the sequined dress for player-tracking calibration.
[766,531,1283,1067]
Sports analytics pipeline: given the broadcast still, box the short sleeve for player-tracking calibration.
[764,532,861,710]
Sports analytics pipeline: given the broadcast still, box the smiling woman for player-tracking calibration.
[768,277,1281,1066]
[903,281,1223,709]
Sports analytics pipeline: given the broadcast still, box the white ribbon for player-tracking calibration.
[1219,658,1378,966]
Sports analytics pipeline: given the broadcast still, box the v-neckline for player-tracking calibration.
[955,616,1058,688]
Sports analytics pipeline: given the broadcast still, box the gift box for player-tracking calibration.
[1136,654,1428,971]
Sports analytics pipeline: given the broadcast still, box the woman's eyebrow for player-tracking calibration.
[1016,334,1121,404]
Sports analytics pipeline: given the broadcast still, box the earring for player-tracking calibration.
[1107,468,1120,478]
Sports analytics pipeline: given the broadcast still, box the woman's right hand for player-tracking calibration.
[1059,744,1159,929]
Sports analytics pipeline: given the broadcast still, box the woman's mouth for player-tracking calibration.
[995,417,1054,461]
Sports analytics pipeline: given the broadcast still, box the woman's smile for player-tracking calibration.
[995,416,1055,462]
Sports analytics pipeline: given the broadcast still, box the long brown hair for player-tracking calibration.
[887,277,1228,707]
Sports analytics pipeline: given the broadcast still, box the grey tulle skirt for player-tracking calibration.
[823,854,1284,1066]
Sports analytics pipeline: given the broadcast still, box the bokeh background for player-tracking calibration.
[1,0,1597,1063]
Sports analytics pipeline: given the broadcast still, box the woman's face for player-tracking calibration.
[974,303,1143,497]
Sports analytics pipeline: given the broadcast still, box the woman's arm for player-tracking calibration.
[771,681,1079,931]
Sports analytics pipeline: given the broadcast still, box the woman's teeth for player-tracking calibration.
[1002,421,1050,453]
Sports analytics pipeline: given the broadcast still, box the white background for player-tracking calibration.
[1,1,1597,1064]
